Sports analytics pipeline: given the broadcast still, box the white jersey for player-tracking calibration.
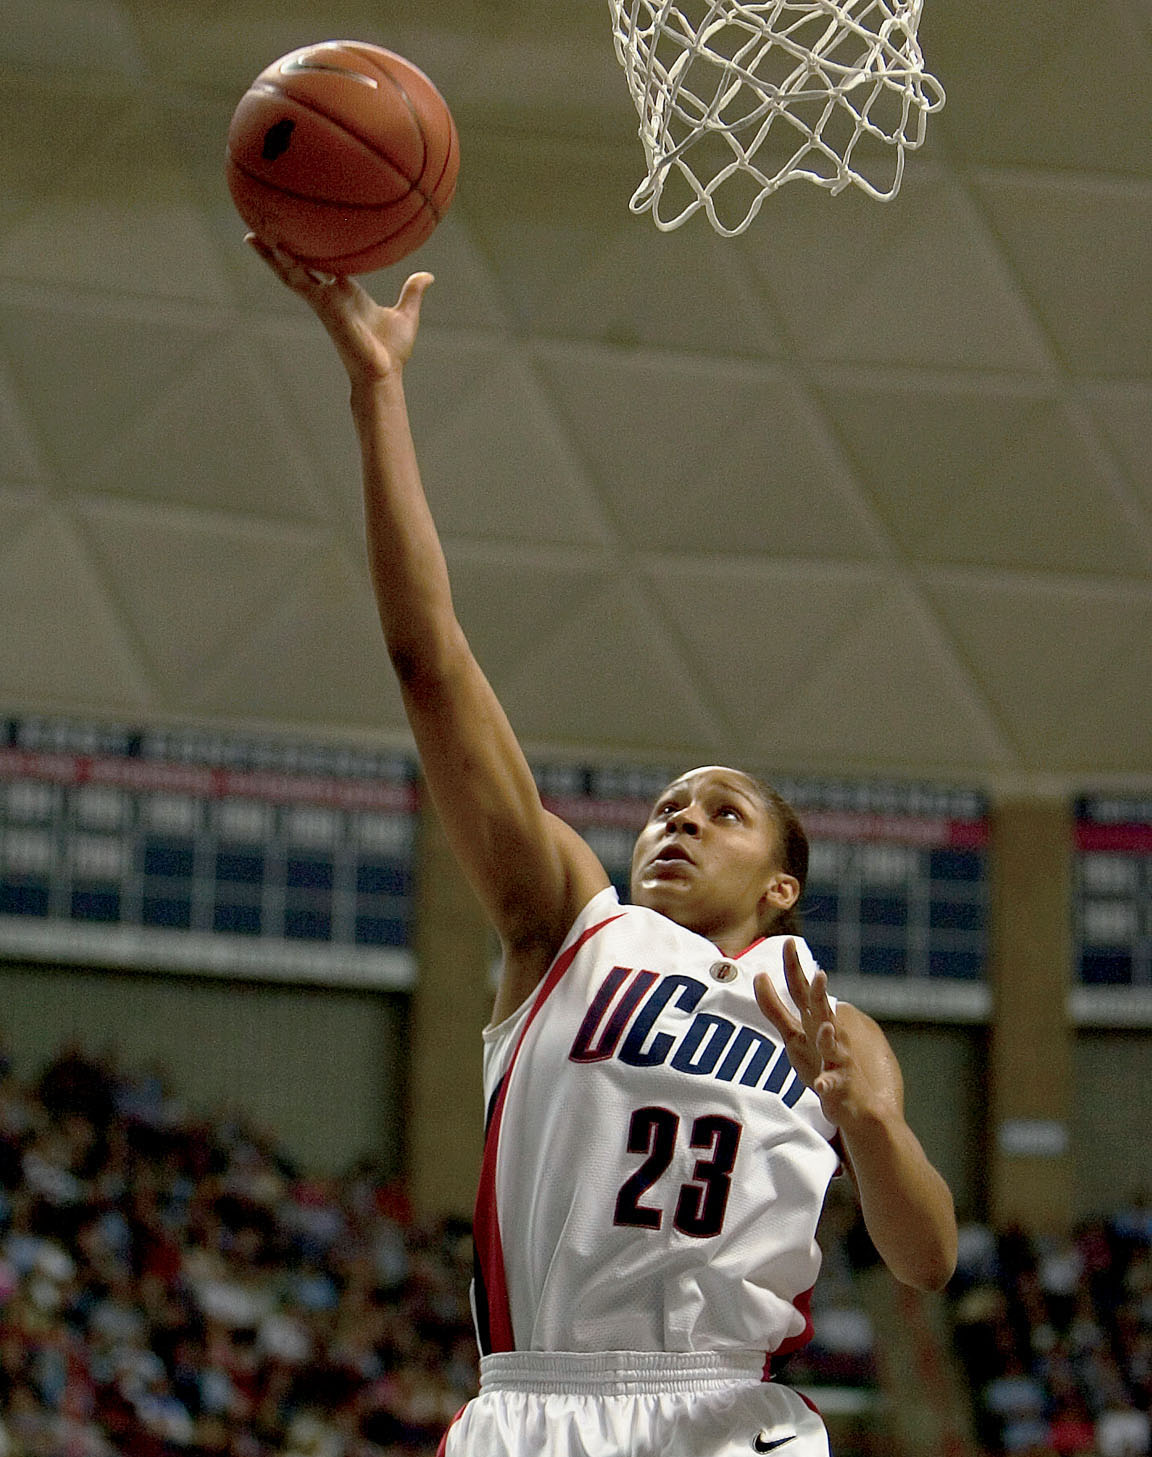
[472,886,840,1365]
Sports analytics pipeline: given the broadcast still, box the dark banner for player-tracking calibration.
[0,718,418,988]
[1073,797,1152,1010]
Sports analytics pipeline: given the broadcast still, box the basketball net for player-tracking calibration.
[608,0,945,232]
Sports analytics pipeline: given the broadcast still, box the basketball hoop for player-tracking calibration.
[608,0,946,233]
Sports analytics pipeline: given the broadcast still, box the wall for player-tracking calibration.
[0,961,406,1177]
[1072,1029,1152,1218]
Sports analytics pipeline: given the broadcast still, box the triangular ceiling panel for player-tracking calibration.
[72,496,328,695]
[534,350,886,561]
[973,173,1152,379]
[764,588,1016,774]
[414,352,612,548]
[926,575,1152,773]
[0,359,48,486]
[736,173,1053,371]
[88,330,328,521]
[503,578,726,757]
[0,300,220,486]
[926,0,1152,176]
[444,549,614,697]
[0,488,52,570]
[642,557,889,737]
[820,380,1149,576]
[0,509,149,710]
[192,544,405,733]
[1082,384,1152,521]
[0,93,229,304]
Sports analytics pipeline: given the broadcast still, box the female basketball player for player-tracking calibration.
[248,241,957,1457]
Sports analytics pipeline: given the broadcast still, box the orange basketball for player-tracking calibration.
[226,40,459,275]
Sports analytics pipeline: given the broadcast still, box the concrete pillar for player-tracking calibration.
[986,795,1074,1233]
[408,796,494,1221]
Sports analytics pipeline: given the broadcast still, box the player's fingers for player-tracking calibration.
[809,968,835,1025]
[395,271,435,325]
[246,235,353,303]
[754,972,801,1042]
[816,1020,840,1063]
[782,939,813,1020]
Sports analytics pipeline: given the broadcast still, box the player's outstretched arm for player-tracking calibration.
[249,242,608,1018]
[756,942,958,1291]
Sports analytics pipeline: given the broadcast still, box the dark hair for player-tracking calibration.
[745,776,809,938]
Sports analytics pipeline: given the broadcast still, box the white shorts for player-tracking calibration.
[438,1351,831,1457]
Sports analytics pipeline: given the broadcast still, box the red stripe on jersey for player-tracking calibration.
[471,911,625,1354]
[770,1285,816,1361]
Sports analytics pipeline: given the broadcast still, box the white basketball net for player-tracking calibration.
[609,0,945,232]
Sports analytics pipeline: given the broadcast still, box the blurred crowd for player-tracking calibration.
[0,1040,477,1457]
[949,1206,1152,1457]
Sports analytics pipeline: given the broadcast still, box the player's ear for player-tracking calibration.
[760,872,799,917]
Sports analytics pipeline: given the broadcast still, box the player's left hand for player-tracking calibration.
[245,233,433,385]
[754,940,897,1130]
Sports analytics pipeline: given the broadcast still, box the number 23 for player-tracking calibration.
[614,1106,742,1239]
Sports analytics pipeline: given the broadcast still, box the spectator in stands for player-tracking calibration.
[948,1209,1152,1457]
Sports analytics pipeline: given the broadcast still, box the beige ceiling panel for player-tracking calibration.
[0,361,47,485]
[1083,383,1152,519]
[533,350,885,560]
[3,0,144,79]
[409,349,613,548]
[0,94,230,305]
[72,497,329,694]
[0,510,151,709]
[762,587,1017,775]
[249,315,369,529]
[926,0,1152,175]
[926,574,1152,774]
[88,332,330,521]
[973,172,1152,379]
[736,172,1052,371]
[0,81,135,201]
[642,557,892,742]
[820,379,1149,576]
[444,549,615,695]
[0,488,50,569]
[190,544,405,734]
[260,328,612,550]
[501,579,726,758]
[456,132,781,356]
[0,299,222,487]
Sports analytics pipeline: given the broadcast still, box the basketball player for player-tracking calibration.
[248,240,958,1457]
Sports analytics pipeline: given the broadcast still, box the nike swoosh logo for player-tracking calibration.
[753,1437,796,1453]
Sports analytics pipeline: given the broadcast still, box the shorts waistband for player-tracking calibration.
[479,1349,769,1396]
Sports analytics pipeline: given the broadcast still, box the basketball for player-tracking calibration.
[226,40,459,275]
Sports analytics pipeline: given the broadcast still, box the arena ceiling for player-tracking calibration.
[0,0,1150,794]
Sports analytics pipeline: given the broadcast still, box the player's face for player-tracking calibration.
[629,766,799,951]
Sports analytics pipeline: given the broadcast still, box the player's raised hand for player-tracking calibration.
[754,940,899,1130]
[246,234,433,383]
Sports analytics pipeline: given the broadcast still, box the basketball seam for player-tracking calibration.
[364,68,451,222]
[242,78,449,216]
[227,152,430,215]
[309,209,439,271]
[228,149,437,267]
[376,68,462,221]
